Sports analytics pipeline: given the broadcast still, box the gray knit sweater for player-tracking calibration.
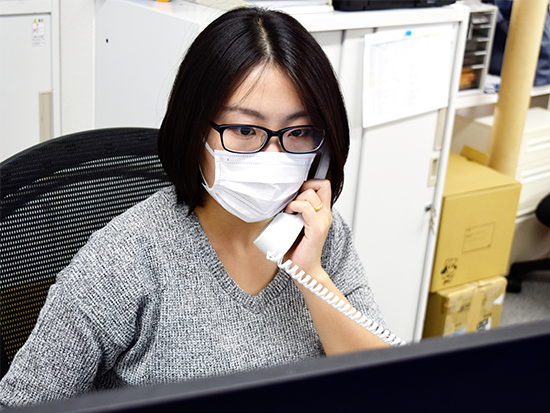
[0,186,389,408]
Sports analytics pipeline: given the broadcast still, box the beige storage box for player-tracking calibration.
[430,152,521,291]
[470,275,507,332]
[423,282,477,338]
[423,275,507,338]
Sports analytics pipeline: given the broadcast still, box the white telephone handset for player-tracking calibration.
[253,149,405,347]
[253,212,305,258]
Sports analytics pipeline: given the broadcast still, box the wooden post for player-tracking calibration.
[487,0,548,178]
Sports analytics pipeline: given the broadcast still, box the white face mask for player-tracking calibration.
[202,142,316,223]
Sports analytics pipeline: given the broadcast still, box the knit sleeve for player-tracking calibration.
[321,209,389,331]
[0,281,123,408]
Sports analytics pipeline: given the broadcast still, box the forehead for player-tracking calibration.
[221,64,306,120]
[229,64,295,98]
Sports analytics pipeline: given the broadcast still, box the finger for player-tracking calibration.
[285,192,332,228]
[285,193,321,216]
[285,180,331,215]
[295,188,323,210]
[300,179,332,207]
[285,199,318,216]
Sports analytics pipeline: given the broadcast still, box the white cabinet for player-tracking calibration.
[0,0,60,163]
[0,13,51,162]
[300,11,468,342]
[95,0,469,342]
[334,18,468,342]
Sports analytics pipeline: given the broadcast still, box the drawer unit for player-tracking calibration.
[452,108,550,166]
[458,3,497,93]
[515,157,550,216]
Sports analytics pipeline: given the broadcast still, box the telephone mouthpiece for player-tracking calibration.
[253,213,305,257]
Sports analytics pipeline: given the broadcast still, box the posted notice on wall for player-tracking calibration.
[32,18,46,47]
[362,23,454,128]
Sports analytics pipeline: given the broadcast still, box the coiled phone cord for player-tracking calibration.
[267,252,407,347]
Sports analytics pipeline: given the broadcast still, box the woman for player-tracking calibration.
[0,7,400,408]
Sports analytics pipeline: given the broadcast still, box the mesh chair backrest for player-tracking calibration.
[0,128,171,377]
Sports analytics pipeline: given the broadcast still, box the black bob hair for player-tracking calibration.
[158,7,349,212]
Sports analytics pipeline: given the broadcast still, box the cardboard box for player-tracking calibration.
[430,152,521,292]
[423,282,477,338]
[423,276,507,338]
[470,275,507,332]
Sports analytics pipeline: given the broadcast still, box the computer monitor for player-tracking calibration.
[17,320,550,412]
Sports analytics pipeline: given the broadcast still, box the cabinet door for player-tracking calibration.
[0,14,52,162]
[354,112,438,342]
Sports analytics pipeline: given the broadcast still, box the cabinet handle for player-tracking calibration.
[427,155,440,187]
[39,91,51,142]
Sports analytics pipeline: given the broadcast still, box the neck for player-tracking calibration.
[194,194,269,249]
[195,194,279,296]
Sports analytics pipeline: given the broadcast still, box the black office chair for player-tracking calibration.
[506,193,550,293]
[0,128,171,378]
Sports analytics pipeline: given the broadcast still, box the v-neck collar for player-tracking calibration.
[188,212,292,313]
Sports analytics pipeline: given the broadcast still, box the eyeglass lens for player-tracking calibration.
[222,126,322,153]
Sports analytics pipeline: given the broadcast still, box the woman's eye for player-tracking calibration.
[289,128,311,138]
[235,127,255,136]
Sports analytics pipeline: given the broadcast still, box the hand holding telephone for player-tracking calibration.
[254,146,329,258]
[253,150,405,347]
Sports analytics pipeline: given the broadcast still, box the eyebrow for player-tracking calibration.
[223,105,309,122]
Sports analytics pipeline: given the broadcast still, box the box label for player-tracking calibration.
[440,258,458,285]
[451,328,467,336]
[462,223,494,252]
[477,316,492,332]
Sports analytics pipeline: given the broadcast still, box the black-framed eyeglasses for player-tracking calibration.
[208,121,324,154]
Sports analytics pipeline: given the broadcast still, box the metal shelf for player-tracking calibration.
[456,84,550,109]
